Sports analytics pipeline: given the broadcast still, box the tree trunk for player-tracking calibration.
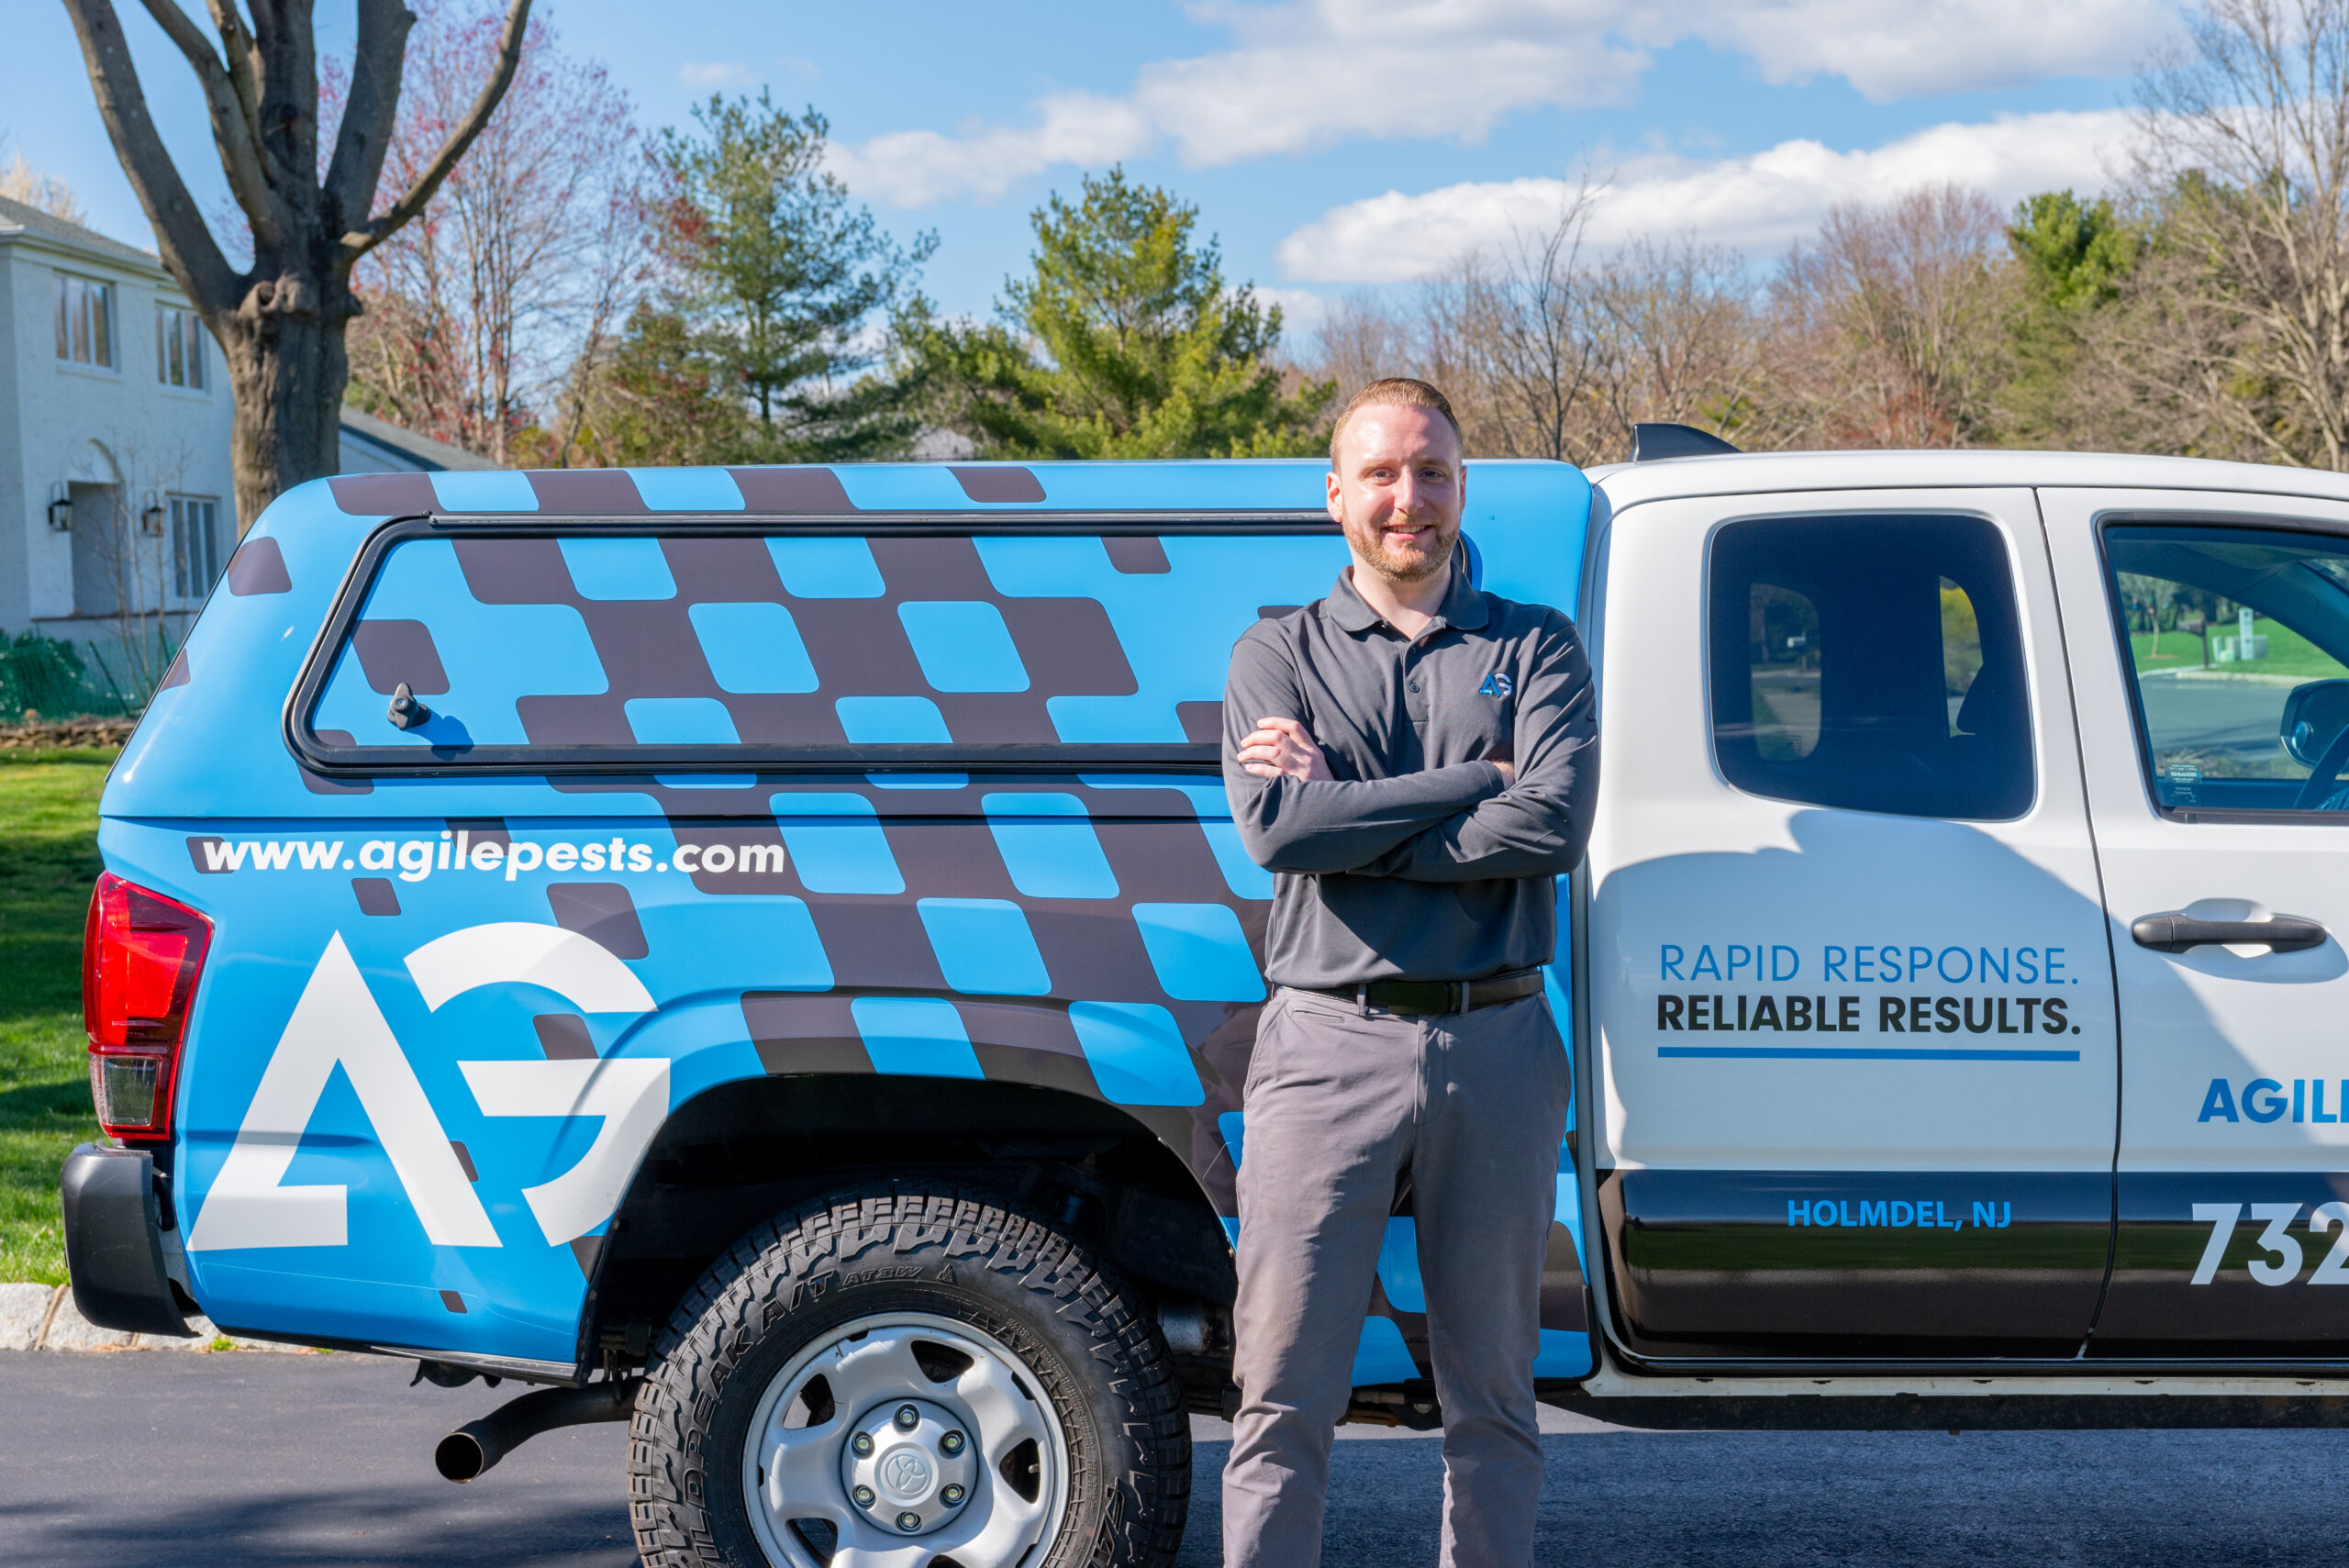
[63,0,531,523]
[218,269,356,532]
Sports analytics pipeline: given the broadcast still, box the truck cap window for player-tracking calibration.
[297,525,1349,771]
[1709,513,2032,820]
[2105,522,2349,817]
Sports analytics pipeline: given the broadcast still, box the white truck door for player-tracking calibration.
[2044,489,2349,1357]
[1586,488,2118,1360]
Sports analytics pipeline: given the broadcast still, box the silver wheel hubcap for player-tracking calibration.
[741,1313,1069,1567]
[840,1397,974,1534]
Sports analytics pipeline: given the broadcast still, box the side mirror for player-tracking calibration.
[2280,678,2349,766]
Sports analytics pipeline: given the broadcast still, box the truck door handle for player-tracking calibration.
[2131,912,2328,953]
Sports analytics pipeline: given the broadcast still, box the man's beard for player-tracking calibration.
[1344,516,1456,584]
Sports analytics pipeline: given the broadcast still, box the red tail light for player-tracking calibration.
[83,873,210,1140]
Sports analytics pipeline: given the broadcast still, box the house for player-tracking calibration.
[339,404,496,476]
[0,194,236,666]
[0,196,494,703]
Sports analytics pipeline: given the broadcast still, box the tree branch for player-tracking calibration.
[323,0,417,231]
[344,0,531,261]
[128,0,283,250]
[253,0,321,206]
[199,0,266,179]
[60,0,242,318]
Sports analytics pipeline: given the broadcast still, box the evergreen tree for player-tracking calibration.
[654,93,933,462]
[1999,190,2139,444]
[908,168,1331,458]
[2010,191,2137,312]
[569,304,748,468]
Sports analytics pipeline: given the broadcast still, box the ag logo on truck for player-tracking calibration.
[186,923,662,1254]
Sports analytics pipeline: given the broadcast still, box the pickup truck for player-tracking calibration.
[59,439,2349,1568]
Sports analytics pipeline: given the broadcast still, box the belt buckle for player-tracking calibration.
[1404,982,1452,1018]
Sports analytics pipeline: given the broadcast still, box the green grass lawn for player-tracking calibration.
[0,751,112,1285]
[2132,618,2349,679]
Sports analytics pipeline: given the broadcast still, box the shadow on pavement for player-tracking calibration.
[0,1491,635,1567]
[14,1351,2349,1565]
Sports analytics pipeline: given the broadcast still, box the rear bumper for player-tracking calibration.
[61,1144,193,1338]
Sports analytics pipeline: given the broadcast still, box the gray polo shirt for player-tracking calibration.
[1221,563,1598,989]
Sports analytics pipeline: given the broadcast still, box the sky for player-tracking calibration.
[4,0,2181,337]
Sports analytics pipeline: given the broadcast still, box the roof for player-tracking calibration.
[311,456,1586,520]
[0,195,167,275]
[339,406,500,473]
[1591,448,2349,511]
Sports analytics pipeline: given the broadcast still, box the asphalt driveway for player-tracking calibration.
[3,1350,2346,1565]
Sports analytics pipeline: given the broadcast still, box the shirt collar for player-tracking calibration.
[1438,563,1490,630]
[1326,557,1489,636]
[1326,569,1384,632]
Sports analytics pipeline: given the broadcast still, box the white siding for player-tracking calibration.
[0,214,236,644]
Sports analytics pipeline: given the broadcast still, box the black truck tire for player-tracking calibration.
[628,1186,1190,1567]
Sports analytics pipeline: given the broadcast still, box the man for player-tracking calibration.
[1219,377,1597,1567]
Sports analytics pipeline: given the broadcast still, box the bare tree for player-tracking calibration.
[545,176,654,467]
[0,148,92,224]
[2116,0,2349,467]
[345,1,648,464]
[1434,193,1608,461]
[1759,184,2015,449]
[62,0,532,524]
[72,433,200,709]
[1589,237,1761,452]
[1308,291,1414,406]
[1305,181,2061,463]
[1304,208,1760,463]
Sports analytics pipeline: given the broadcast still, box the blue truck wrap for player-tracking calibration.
[95,458,1594,1384]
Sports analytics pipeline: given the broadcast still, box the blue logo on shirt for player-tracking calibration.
[1478,672,1513,698]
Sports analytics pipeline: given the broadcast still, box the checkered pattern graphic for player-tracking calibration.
[102,461,1598,1380]
[625,774,1281,1214]
[305,527,1319,1219]
[312,531,1352,751]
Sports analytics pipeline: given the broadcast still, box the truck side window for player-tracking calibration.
[2105,523,2349,816]
[1709,514,2032,820]
[302,528,1350,763]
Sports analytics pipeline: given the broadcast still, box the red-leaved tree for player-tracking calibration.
[344,0,647,464]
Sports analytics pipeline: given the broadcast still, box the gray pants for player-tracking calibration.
[1222,986,1570,1568]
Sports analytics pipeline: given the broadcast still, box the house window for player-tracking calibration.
[170,496,222,598]
[156,304,206,389]
[53,274,115,368]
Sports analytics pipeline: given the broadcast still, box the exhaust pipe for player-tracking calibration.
[434,1378,640,1483]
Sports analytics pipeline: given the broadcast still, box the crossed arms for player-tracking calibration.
[1219,618,1598,882]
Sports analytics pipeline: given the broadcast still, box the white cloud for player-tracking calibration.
[1252,284,1332,335]
[1275,108,2138,283]
[829,1,2173,207]
[679,61,755,90]
[827,94,1153,206]
[1126,5,1650,167]
[1648,0,2164,103]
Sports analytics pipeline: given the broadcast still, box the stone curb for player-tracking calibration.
[0,717,136,750]
[0,1283,315,1354]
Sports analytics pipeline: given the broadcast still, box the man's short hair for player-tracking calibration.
[1329,378,1463,465]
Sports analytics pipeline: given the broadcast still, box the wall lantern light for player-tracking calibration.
[140,504,166,537]
[45,488,72,533]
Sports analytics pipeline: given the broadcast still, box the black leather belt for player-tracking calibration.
[1293,969,1544,1018]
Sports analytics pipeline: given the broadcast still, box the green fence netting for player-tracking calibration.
[0,629,171,722]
